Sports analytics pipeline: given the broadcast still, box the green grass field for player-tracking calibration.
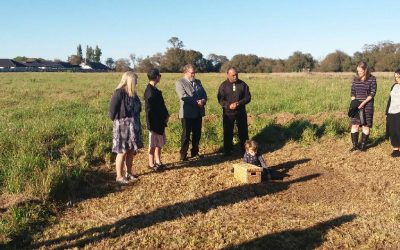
[0,72,397,247]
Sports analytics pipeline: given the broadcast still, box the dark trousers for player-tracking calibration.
[223,112,249,154]
[387,113,400,147]
[180,117,202,157]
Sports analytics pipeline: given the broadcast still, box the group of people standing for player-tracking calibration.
[109,65,253,184]
[349,62,400,158]
[108,61,400,184]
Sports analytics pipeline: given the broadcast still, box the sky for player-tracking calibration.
[1,0,400,63]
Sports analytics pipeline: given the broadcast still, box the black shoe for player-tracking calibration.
[180,155,188,161]
[148,165,161,172]
[223,151,232,156]
[156,163,167,170]
[391,150,400,157]
[191,154,203,159]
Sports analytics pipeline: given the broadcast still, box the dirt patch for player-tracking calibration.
[25,138,400,249]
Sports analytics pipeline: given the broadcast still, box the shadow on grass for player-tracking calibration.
[137,150,245,177]
[252,118,350,154]
[30,173,321,249]
[0,200,56,250]
[50,166,123,203]
[253,120,326,154]
[223,214,356,250]
[269,158,311,180]
[0,168,123,249]
[366,134,387,150]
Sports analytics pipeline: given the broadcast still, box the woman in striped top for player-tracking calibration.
[385,69,400,157]
[350,62,377,151]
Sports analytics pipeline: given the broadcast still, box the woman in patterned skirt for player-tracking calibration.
[350,62,377,151]
[109,71,143,184]
[385,69,400,157]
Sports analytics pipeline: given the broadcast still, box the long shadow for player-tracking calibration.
[366,134,387,150]
[31,173,321,249]
[253,120,327,154]
[224,214,356,250]
[50,167,123,203]
[0,168,124,250]
[137,150,245,177]
[269,158,311,180]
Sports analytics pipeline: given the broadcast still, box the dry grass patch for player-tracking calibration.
[21,138,400,249]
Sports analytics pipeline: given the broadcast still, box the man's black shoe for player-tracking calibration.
[191,154,204,159]
[223,151,232,156]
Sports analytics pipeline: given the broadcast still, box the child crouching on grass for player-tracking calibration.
[243,140,271,181]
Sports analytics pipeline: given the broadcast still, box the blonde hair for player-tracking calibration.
[116,71,138,97]
[245,140,258,152]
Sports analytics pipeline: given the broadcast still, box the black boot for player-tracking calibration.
[360,133,369,151]
[350,132,359,151]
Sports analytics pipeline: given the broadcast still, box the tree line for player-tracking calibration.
[108,38,400,73]
[13,38,400,73]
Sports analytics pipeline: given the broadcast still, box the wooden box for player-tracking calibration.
[233,163,262,183]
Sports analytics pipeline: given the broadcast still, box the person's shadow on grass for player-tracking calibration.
[30,173,321,249]
[223,214,356,250]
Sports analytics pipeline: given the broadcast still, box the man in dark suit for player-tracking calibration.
[217,67,251,155]
[175,64,207,161]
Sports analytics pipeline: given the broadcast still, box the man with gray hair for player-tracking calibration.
[175,64,207,161]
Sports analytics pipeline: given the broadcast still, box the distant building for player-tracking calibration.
[0,58,112,72]
[80,62,111,72]
[0,59,26,71]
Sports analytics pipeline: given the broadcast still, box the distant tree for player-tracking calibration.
[272,59,286,72]
[207,54,228,72]
[114,58,131,72]
[77,44,83,63]
[168,37,184,49]
[136,56,156,73]
[93,45,102,63]
[53,58,62,62]
[85,46,94,63]
[320,50,352,72]
[105,58,115,69]
[285,51,315,72]
[162,47,186,72]
[255,58,275,73]
[13,56,29,62]
[221,54,260,73]
[68,55,82,65]
[183,50,209,72]
[128,53,137,70]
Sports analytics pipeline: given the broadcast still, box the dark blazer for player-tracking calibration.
[175,77,207,119]
[144,83,169,135]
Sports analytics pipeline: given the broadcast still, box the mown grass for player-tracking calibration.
[0,72,395,245]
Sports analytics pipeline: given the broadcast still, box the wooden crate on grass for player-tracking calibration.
[233,162,262,183]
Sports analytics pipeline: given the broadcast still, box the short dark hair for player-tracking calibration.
[227,66,237,74]
[147,68,160,81]
[395,68,400,75]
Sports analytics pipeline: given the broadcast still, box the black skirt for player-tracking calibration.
[387,113,400,147]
